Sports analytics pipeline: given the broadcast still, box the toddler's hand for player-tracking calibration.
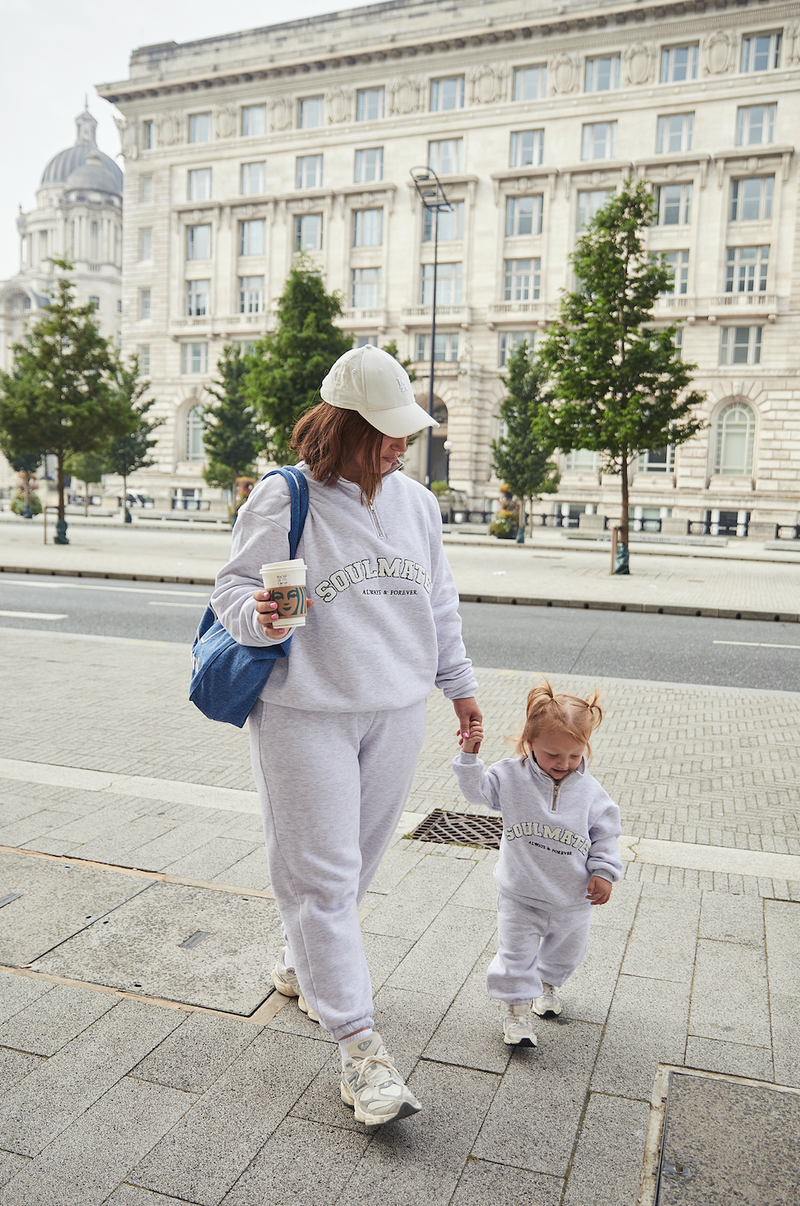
[586,876,612,906]
[459,719,484,755]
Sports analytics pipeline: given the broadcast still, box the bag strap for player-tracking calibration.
[260,466,309,557]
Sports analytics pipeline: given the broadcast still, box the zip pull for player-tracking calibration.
[551,781,560,812]
[368,501,385,539]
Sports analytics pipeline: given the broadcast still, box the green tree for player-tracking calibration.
[0,259,133,543]
[103,354,163,523]
[64,450,107,517]
[5,451,43,518]
[245,256,353,463]
[491,342,559,540]
[535,180,705,573]
[202,344,262,503]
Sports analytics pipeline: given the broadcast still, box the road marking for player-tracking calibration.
[0,610,67,620]
[713,640,800,650]
[0,579,207,598]
[148,601,205,609]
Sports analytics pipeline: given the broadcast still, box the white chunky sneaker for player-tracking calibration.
[340,1032,422,1126]
[532,982,562,1017]
[502,1003,538,1047]
[271,955,320,1023]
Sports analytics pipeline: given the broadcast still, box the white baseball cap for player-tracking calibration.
[320,345,439,438]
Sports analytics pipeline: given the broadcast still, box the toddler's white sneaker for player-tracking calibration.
[533,982,562,1017]
[502,1003,538,1047]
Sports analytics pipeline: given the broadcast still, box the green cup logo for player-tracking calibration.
[271,585,307,619]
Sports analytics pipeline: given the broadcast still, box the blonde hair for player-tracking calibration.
[515,678,603,759]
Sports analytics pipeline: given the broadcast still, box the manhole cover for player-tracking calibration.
[408,810,503,850]
[656,1070,800,1204]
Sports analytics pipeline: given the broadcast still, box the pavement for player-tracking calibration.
[0,516,799,1204]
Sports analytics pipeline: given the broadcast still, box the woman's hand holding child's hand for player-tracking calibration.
[586,876,612,906]
[459,719,484,755]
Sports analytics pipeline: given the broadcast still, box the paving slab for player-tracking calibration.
[656,1071,800,1205]
[360,855,471,941]
[0,850,150,967]
[107,1189,204,1206]
[472,1019,601,1176]
[620,884,701,983]
[764,899,800,999]
[688,938,771,1049]
[424,938,509,1075]
[0,1048,46,1095]
[684,1036,775,1083]
[698,891,765,946]
[386,902,497,1000]
[591,975,691,1101]
[131,1012,262,1095]
[449,1160,563,1206]
[562,1092,649,1206]
[0,973,53,1024]
[31,880,282,1014]
[0,982,116,1056]
[768,991,800,1088]
[0,1151,30,1189]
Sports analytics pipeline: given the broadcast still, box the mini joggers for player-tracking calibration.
[249,697,428,1040]
[487,889,594,1004]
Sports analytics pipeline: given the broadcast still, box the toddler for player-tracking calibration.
[452,680,622,1048]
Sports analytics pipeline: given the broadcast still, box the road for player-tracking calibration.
[1,574,798,691]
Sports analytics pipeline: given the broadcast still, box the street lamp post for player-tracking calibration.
[410,166,452,489]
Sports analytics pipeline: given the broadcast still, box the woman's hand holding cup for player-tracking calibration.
[253,589,314,637]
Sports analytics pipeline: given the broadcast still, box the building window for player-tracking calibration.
[181,344,209,375]
[353,209,383,247]
[89,295,100,310]
[295,213,323,252]
[357,88,385,121]
[577,189,612,229]
[720,326,762,366]
[423,200,464,242]
[736,104,776,146]
[186,406,206,461]
[90,222,99,260]
[186,279,210,317]
[138,345,150,376]
[188,169,212,201]
[656,113,694,154]
[581,121,618,161]
[186,224,211,260]
[428,138,463,176]
[299,97,323,129]
[239,219,265,256]
[565,449,601,471]
[415,332,459,362]
[513,65,547,101]
[355,147,383,183]
[189,113,211,144]
[725,246,769,293]
[240,161,266,195]
[654,183,692,225]
[239,275,264,313]
[430,76,465,112]
[510,129,544,168]
[505,195,543,237]
[139,228,152,261]
[714,403,755,475]
[504,258,540,302]
[660,250,690,295]
[242,105,266,136]
[420,262,462,305]
[499,331,535,367]
[143,121,153,150]
[730,176,773,222]
[585,55,620,92]
[741,32,782,73]
[140,176,153,203]
[640,446,675,473]
[355,336,378,348]
[660,44,699,82]
[296,154,323,189]
[351,267,382,308]
[139,288,151,320]
[117,299,122,314]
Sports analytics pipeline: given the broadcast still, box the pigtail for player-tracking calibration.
[515,678,604,759]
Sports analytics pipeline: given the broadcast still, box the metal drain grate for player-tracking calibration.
[408,810,503,850]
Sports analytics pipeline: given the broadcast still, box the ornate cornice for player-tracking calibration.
[97,0,793,107]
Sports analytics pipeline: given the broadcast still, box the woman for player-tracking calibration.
[211,344,481,1126]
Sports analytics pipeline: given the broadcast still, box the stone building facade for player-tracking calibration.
[98,0,799,530]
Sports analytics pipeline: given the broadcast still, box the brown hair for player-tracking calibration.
[515,678,603,759]
[290,402,384,504]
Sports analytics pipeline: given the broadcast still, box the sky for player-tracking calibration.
[0,0,380,281]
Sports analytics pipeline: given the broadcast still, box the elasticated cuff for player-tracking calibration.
[329,1014,375,1043]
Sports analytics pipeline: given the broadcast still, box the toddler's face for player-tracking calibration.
[530,730,586,780]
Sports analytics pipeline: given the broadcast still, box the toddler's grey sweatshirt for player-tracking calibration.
[211,463,477,713]
[452,752,623,909]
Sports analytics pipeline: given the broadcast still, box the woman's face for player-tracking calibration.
[344,433,408,480]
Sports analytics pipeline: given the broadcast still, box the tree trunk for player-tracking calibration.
[83,481,89,518]
[57,454,65,523]
[613,453,631,575]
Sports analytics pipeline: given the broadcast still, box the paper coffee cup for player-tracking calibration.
[260,559,307,627]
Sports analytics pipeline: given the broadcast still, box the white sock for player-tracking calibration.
[339,1028,372,1062]
[282,943,293,970]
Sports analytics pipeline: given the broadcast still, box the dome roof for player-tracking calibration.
[64,151,121,195]
[40,108,123,194]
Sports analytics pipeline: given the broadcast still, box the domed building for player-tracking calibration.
[0,107,123,376]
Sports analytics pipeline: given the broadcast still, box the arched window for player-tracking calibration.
[714,402,755,476]
[186,405,205,462]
